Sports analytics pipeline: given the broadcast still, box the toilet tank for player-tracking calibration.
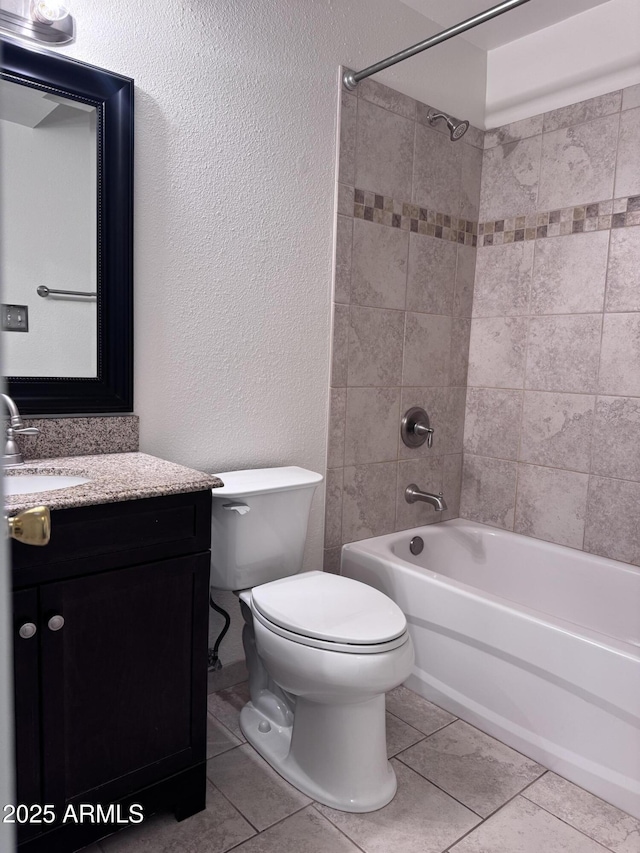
[210,467,323,591]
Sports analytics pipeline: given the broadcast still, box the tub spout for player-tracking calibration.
[405,484,447,512]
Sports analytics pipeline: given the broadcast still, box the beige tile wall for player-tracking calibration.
[324,77,483,570]
[461,86,640,566]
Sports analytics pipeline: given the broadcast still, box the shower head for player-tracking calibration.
[427,111,470,142]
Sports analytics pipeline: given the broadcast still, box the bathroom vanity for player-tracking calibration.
[8,453,221,851]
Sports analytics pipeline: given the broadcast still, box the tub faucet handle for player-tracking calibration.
[401,407,434,449]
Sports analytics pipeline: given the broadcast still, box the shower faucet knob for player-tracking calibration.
[401,407,434,449]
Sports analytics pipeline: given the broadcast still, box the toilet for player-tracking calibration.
[210,466,414,812]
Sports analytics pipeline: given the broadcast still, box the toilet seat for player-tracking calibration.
[247,571,409,655]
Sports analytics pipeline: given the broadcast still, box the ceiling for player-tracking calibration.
[397,0,613,50]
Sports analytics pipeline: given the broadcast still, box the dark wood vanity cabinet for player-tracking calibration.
[11,490,212,852]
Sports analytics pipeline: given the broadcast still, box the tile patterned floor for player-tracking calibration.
[85,683,640,853]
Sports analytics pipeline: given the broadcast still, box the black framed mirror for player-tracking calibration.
[1,40,133,414]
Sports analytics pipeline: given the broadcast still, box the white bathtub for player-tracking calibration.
[341,519,640,819]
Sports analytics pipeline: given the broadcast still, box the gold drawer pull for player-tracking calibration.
[7,506,51,546]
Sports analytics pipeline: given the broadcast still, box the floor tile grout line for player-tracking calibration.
[519,787,627,853]
[439,773,550,853]
[213,783,312,849]
[310,802,370,853]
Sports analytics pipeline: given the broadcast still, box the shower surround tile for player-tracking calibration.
[463,388,522,460]
[514,464,589,549]
[347,305,405,387]
[542,91,622,133]
[615,107,640,198]
[344,387,400,465]
[467,317,528,389]
[406,233,457,315]
[351,218,408,309]
[591,396,640,481]
[334,214,352,304]
[454,244,476,318]
[357,76,416,120]
[598,313,640,397]
[479,136,541,222]
[473,241,533,317]
[402,313,452,387]
[460,455,517,530]
[355,98,414,200]
[605,226,640,311]
[483,114,543,149]
[530,230,608,315]
[323,467,343,549]
[450,318,472,387]
[330,303,349,387]
[342,462,397,542]
[585,476,640,565]
[413,122,461,217]
[338,91,357,186]
[538,114,619,211]
[519,391,595,473]
[459,142,483,221]
[622,83,640,110]
[329,77,480,560]
[525,315,601,394]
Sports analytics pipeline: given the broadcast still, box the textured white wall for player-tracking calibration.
[486,0,640,127]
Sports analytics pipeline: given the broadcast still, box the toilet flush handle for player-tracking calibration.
[222,502,250,515]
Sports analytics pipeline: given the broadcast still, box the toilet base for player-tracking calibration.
[240,696,397,813]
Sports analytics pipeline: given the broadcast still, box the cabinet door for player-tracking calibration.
[13,588,41,836]
[39,553,209,811]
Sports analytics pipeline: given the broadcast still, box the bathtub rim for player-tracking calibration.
[341,519,640,659]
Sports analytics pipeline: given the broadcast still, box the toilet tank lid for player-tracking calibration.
[212,466,323,497]
[251,571,407,645]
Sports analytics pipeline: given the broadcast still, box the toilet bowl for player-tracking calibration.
[210,467,414,812]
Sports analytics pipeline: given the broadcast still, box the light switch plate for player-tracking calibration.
[2,304,29,332]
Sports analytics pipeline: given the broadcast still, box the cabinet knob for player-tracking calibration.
[19,622,37,639]
[47,615,65,632]
[7,506,51,546]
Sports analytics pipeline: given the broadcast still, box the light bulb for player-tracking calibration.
[31,0,71,23]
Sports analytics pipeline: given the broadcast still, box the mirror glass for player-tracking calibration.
[0,79,98,378]
[1,40,133,414]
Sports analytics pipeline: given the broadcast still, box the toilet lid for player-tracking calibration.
[250,571,407,645]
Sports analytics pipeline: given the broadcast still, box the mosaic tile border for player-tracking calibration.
[353,188,478,247]
[351,190,640,249]
[479,195,640,247]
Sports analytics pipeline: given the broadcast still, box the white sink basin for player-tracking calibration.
[4,474,90,496]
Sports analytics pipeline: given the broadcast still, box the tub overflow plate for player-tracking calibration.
[410,536,424,556]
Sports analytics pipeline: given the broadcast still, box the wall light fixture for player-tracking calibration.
[0,0,75,45]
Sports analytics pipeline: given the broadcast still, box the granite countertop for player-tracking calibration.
[4,452,224,514]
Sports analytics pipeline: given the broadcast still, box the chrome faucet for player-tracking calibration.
[2,394,39,467]
[405,484,447,512]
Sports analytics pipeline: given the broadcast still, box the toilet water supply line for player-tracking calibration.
[343,0,532,91]
[208,593,231,671]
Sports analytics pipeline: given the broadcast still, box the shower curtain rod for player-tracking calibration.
[343,0,531,91]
